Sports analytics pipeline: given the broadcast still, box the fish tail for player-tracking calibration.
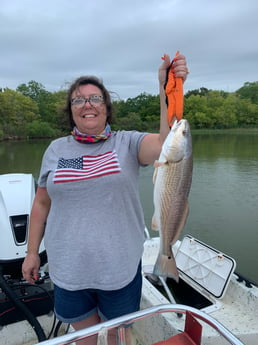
[153,253,179,282]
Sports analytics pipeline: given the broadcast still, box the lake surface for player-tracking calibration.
[1,133,258,284]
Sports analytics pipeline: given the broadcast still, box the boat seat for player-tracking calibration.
[152,311,202,345]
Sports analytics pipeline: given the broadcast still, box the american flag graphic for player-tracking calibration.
[53,150,121,183]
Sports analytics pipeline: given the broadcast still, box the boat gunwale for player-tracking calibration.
[33,303,244,345]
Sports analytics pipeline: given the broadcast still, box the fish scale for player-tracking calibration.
[152,119,193,282]
[160,163,189,251]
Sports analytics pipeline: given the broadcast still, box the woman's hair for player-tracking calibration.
[64,76,113,129]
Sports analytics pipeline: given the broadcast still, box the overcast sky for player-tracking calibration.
[1,0,257,99]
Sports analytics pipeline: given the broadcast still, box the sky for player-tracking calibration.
[0,0,257,99]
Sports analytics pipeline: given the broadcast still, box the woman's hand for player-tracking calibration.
[139,52,189,166]
[158,53,189,86]
[22,253,41,284]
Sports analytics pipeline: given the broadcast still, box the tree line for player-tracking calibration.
[0,80,258,140]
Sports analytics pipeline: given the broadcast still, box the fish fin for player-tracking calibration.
[153,161,167,184]
[152,166,158,184]
[153,253,179,282]
[151,215,159,231]
[153,160,166,169]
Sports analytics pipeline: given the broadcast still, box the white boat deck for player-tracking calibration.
[141,237,258,345]
[1,236,258,345]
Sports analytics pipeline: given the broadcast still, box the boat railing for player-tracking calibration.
[35,303,244,345]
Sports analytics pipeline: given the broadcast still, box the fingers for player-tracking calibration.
[160,53,171,69]
[22,254,40,284]
[159,53,189,84]
[22,272,36,284]
[22,269,38,284]
[173,54,189,81]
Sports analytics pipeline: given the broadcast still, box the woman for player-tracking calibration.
[22,53,188,344]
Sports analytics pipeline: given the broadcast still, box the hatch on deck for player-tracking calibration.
[176,235,236,299]
[142,234,236,312]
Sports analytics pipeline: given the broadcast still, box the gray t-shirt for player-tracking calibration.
[38,130,147,291]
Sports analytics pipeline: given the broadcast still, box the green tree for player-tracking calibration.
[215,94,238,128]
[184,95,210,128]
[185,87,210,98]
[113,112,143,131]
[2,79,258,140]
[113,93,160,131]
[236,98,258,127]
[17,81,58,125]
[49,90,68,133]
[26,120,56,138]
[16,80,46,100]
[236,82,258,104]
[0,88,39,138]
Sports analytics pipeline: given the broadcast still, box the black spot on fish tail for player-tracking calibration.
[153,253,179,283]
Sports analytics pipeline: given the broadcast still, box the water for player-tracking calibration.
[0,139,51,177]
[140,133,258,284]
[1,134,258,284]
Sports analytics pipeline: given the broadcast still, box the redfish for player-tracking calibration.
[152,119,193,282]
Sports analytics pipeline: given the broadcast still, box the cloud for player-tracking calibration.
[0,0,258,98]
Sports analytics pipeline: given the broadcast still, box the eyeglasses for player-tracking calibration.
[71,95,104,108]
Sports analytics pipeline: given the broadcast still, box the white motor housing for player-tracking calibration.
[0,173,46,275]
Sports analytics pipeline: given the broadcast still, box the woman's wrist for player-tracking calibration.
[26,250,40,256]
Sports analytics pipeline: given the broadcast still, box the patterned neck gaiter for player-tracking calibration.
[71,124,112,144]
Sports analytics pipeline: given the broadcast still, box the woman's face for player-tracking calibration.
[71,84,107,134]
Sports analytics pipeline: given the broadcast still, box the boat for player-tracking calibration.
[0,173,258,345]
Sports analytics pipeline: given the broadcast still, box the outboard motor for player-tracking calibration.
[0,173,53,341]
[0,173,47,277]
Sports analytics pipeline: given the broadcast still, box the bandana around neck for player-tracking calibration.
[71,124,112,144]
